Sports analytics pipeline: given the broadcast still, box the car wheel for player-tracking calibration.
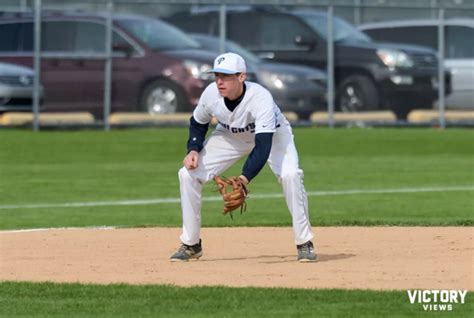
[337,75,379,112]
[297,110,312,121]
[390,97,435,121]
[139,80,188,114]
[392,106,411,121]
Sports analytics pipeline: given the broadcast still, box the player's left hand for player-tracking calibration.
[238,175,249,185]
[214,176,249,217]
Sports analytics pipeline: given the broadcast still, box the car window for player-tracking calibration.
[75,21,132,53]
[259,14,314,50]
[298,13,371,43]
[0,23,22,51]
[43,21,75,52]
[75,22,106,52]
[446,25,474,58]
[227,13,261,49]
[21,22,34,52]
[365,24,474,59]
[14,20,133,54]
[192,34,260,64]
[365,26,437,49]
[3,22,34,52]
[223,40,260,63]
[118,18,200,51]
[172,13,218,35]
[111,30,134,50]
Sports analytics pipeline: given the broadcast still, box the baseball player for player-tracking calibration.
[170,52,316,262]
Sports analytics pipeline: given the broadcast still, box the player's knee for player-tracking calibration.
[280,169,303,182]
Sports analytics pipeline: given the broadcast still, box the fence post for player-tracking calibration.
[33,0,41,132]
[437,6,446,129]
[219,3,227,54]
[327,4,335,128]
[354,0,361,25]
[103,0,114,131]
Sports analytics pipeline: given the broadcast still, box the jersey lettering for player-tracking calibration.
[219,121,256,134]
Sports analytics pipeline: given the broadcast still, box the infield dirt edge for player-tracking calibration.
[1,226,472,291]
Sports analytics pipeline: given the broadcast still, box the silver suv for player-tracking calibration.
[359,18,474,110]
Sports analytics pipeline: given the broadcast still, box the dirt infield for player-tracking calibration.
[1,227,472,290]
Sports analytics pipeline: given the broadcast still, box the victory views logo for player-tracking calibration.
[407,289,467,311]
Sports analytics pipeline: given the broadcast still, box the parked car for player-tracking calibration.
[0,62,43,112]
[168,7,451,120]
[0,11,217,118]
[359,18,474,110]
[191,33,327,119]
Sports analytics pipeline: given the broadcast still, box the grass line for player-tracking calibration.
[1,185,473,210]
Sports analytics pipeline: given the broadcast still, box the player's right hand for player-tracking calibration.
[183,151,199,170]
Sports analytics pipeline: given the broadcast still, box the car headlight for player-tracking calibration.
[259,71,298,89]
[376,49,414,68]
[184,60,213,81]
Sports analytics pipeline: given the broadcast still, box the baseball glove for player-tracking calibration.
[214,176,249,217]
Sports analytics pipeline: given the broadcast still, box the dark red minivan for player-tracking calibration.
[0,11,216,118]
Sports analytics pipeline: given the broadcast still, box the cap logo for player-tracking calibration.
[217,57,225,64]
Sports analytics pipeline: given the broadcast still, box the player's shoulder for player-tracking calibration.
[197,82,221,114]
[201,82,220,99]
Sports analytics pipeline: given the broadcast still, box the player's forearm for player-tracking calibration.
[187,116,209,153]
[242,132,273,182]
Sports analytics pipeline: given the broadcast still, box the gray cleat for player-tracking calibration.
[297,241,317,262]
[170,239,203,262]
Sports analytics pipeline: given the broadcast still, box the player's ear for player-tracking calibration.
[238,72,247,82]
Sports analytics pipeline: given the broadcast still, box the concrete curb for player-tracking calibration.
[1,110,473,128]
[108,112,299,125]
[408,110,474,122]
[109,112,194,125]
[310,111,396,122]
[0,112,95,126]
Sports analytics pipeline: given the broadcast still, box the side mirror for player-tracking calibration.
[113,43,134,58]
[294,35,317,50]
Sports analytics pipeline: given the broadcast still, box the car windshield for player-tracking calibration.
[194,35,260,64]
[222,40,260,64]
[297,13,372,43]
[117,18,200,51]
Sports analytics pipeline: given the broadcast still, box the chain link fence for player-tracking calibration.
[0,0,473,130]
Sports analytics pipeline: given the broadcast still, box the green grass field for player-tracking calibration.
[0,128,472,229]
[0,282,472,317]
[1,127,472,317]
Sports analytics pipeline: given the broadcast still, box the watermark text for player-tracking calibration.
[407,289,467,311]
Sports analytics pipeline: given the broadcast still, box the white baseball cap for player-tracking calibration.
[207,52,247,74]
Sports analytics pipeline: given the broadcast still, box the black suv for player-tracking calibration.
[169,7,451,120]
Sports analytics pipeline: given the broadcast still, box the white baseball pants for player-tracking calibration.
[178,120,314,246]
